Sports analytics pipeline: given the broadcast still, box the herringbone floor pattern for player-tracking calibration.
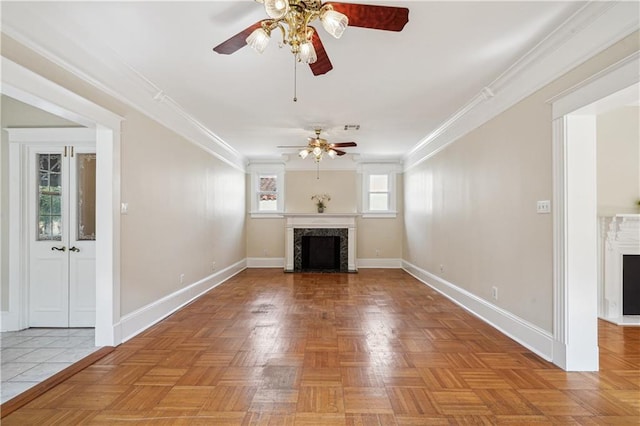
[3,269,639,424]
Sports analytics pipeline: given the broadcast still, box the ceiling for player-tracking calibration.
[1,1,588,161]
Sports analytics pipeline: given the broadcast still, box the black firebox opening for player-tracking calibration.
[623,254,640,315]
[301,236,341,271]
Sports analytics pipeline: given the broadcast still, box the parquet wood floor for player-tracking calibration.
[3,269,639,424]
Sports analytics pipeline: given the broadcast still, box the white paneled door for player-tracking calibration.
[28,144,96,327]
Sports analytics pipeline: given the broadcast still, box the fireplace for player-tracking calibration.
[296,230,347,272]
[284,214,358,273]
[603,214,640,324]
[623,254,640,315]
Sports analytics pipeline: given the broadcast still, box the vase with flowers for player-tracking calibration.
[312,193,331,213]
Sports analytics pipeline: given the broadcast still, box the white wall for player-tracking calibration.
[597,106,640,216]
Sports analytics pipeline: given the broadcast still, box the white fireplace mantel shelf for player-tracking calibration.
[284,214,357,272]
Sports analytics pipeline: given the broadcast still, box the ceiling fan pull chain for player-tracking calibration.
[293,54,298,102]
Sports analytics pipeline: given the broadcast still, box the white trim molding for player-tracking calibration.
[2,25,244,172]
[404,1,639,171]
[402,260,553,361]
[246,257,285,268]
[116,260,246,343]
[357,258,402,269]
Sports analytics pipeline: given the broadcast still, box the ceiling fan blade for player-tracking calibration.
[334,149,347,156]
[331,142,357,148]
[327,3,409,32]
[277,145,308,148]
[309,28,333,76]
[213,21,264,55]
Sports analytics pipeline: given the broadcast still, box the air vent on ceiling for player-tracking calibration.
[344,124,360,131]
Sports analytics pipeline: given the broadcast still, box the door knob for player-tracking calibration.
[69,246,80,252]
[51,246,66,252]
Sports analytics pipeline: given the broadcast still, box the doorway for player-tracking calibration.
[27,141,96,327]
[2,57,122,347]
[550,54,639,371]
[7,129,97,329]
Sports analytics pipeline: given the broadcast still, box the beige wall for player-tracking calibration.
[403,32,639,333]
[597,106,640,216]
[1,34,246,317]
[246,169,404,260]
[120,110,245,313]
[285,170,358,214]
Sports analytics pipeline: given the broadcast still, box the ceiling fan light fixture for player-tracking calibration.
[264,0,289,19]
[246,27,271,53]
[327,149,337,159]
[299,149,309,159]
[312,146,322,157]
[298,41,317,64]
[320,9,348,39]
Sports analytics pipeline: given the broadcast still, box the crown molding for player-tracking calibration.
[2,24,245,172]
[404,1,639,171]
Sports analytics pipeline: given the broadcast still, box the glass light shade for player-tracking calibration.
[312,146,322,156]
[321,9,348,39]
[298,41,317,64]
[264,0,289,19]
[246,28,270,53]
[327,149,337,158]
[299,149,309,159]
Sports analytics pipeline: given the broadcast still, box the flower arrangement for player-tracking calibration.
[312,193,331,212]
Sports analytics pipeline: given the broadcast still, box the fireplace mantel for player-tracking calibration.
[284,214,358,272]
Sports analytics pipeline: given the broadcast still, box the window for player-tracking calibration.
[258,174,278,211]
[361,163,398,217]
[37,153,63,240]
[249,163,285,216]
[368,174,389,211]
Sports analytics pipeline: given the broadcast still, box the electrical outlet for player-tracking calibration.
[375,249,380,257]
[263,249,268,257]
[211,261,216,271]
[536,200,551,214]
[180,273,185,284]
[120,202,128,214]
[439,264,444,273]
[491,286,498,301]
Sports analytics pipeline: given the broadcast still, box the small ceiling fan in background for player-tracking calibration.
[278,128,357,161]
[213,0,410,76]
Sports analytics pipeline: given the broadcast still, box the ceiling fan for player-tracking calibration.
[278,128,357,162]
[213,0,410,76]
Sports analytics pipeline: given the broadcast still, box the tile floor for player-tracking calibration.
[1,328,98,404]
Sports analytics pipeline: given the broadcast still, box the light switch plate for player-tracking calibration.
[537,200,551,214]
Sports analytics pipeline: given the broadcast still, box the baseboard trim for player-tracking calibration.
[0,346,114,418]
[1,311,20,332]
[246,257,285,268]
[402,260,553,362]
[115,259,246,343]
[357,258,402,268]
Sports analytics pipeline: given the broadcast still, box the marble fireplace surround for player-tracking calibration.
[284,214,358,273]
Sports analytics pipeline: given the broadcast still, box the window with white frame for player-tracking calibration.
[249,163,285,216]
[361,163,398,217]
